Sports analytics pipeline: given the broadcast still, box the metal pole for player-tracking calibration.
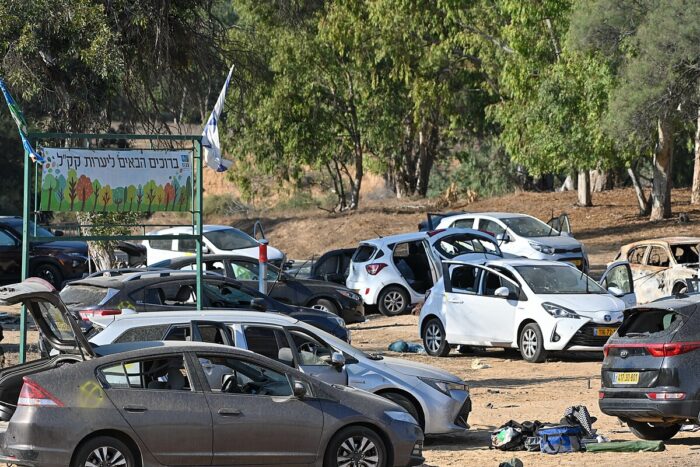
[19,148,31,363]
[258,240,269,294]
[195,139,203,310]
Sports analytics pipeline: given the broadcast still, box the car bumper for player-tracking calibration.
[600,391,700,423]
[423,389,471,435]
[544,318,620,351]
[0,419,72,467]
[387,422,424,467]
[346,279,381,306]
[338,301,365,324]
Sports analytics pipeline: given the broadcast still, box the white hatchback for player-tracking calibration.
[418,259,636,362]
[144,225,285,267]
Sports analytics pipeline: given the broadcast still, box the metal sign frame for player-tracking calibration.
[19,132,205,362]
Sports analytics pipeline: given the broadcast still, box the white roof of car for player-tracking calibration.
[94,310,300,330]
[447,257,574,268]
[360,231,428,245]
[147,225,236,236]
[443,212,534,221]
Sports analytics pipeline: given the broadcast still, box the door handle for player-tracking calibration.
[447,298,463,304]
[123,405,147,413]
[218,408,242,417]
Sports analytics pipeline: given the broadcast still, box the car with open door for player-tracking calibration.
[149,254,365,324]
[435,212,589,272]
[0,285,424,467]
[599,296,700,441]
[88,309,472,436]
[419,259,635,362]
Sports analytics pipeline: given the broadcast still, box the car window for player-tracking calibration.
[60,285,113,310]
[515,265,606,294]
[315,255,339,276]
[203,228,259,250]
[352,245,376,263]
[177,238,196,253]
[99,355,191,391]
[204,282,256,308]
[478,219,506,237]
[617,310,682,338]
[453,218,475,229]
[144,283,196,307]
[229,261,278,281]
[449,265,480,294]
[113,324,170,343]
[32,300,75,342]
[670,244,699,264]
[627,246,647,264]
[501,216,556,237]
[0,229,16,246]
[288,330,334,366]
[177,260,227,275]
[243,326,290,364]
[164,324,234,344]
[601,264,633,294]
[482,268,519,297]
[195,354,293,396]
[646,247,670,268]
[148,238,173,251]
[434,234,499,258]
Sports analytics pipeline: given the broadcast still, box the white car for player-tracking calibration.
[346,229,502,316]
[418,259,636,362]
[435,212,590,272]
[89,310,472,435]
[144,225,285,267]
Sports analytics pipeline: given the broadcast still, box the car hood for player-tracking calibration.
[289,305,339,320]
[527,235,581,248]
[378,356,463,383]
[33,240,88,254]
[537,293,625,313]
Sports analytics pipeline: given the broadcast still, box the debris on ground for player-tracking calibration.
[585,440,665,453]
[471,358,491,369]
[387,340,424,353]
[680,424,700,432]
[498,457,523,467]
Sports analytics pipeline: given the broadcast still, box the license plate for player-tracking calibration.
[568,259,582,267]
[613,372,640,384]
[594,327,616,337]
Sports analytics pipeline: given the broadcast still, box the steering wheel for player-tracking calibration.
[221,376,240,393]
[298,342,317,354]
[241,382,269,395]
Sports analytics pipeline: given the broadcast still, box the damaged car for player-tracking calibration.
[615,237,700,303]
[419,259,635,362]
[0,278,424,467]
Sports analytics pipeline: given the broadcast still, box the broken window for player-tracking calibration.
[627,246,647,264]
[353,245,377,263]
[647,247,670,268]
[449,265,480,294]
[100,355,191,391]
[670,244,699,265]
[618,310,682,338]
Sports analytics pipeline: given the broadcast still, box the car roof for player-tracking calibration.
[161,254,261,264]
[94,309,300,330]
[628,296,700,316]
[446,258,572,268]
[622,237,700,248]
[93,340,262,360]
[147,225,240,235]
[67,270,230,287]
[360,231,428,245]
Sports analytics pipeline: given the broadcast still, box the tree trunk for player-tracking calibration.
[692,106,700,204]
[627,165,651,216]
[577,170,592,206]
[650,119,673,220]
[590,169,613,192]
[559,175,575,192]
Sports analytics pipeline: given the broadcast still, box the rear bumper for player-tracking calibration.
[338,301,365,324]
[600,394,700,423]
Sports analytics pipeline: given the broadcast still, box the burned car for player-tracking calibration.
[615,237,700,303]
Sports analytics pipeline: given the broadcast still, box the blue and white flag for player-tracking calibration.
[202,66,234,172]
[0,78,44,164]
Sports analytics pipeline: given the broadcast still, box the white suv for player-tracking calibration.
[435,212,589,272]
[144,225,284,267]
[346,229,502,316]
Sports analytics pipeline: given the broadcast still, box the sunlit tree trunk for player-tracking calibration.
[577,170,592,206]
[691,107,700,204]
[650,119,673,220]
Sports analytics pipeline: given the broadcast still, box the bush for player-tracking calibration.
[203,194,249,217]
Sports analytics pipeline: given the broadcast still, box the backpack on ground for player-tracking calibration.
[537,424,584,454]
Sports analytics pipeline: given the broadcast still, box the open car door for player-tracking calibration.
[547,213,572,236]
[599,261,637,308]
[189,320,235,346]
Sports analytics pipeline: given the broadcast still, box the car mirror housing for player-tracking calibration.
[496,233,511,243]
[293,381,307,398]
[608,286,624,297]
[494,286,510,298]
[53,230,64,237]
[331,352,346,369]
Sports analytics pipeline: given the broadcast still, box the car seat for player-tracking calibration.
[174,285,194,304]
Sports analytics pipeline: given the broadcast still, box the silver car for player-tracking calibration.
[89,310,472,435]
[0,279,424,467]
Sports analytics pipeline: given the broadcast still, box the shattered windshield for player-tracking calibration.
[204,228,258,250]
[502,217,558,238]
[515,265,606,294]
[434,234,501,258]
[34,300,75,341]
[671,244,699,265]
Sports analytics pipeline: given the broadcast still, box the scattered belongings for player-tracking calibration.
[471,358,491,369]
[498,457,523,467]
[681,424,700,432]
[387,339,425,353]
[585,441,665,453]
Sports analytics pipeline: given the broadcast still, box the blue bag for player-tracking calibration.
[537,425,583,454]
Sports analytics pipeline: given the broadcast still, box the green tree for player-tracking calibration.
[91,179,102,211]
[144,180,158,212]
[64,169,79,211]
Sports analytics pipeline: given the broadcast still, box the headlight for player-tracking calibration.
[542,302,580,319]
[385,410,418,425]
[418,377,468,397]
[528,241,555,255]
[332,316,347,328]
[338,289,361,301]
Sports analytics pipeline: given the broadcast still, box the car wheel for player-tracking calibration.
[310,298,339,315]
[325,426,386,467]
[423,318,450,357]
[72,436,136,467]
[381,392,423,429]
[519,323,548,363]
[626,420,681,440]
[32,263,63,289]
[378,286,409,316]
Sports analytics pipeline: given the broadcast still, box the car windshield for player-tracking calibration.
[502,216,557,238]
[515,265,606,294]
[204,228,259,250]
[10,221,54,238]
[60,285,112,310]
[670,244,699,264]
[434,233,501,258]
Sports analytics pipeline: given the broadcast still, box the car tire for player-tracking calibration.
[72,436,137,467]
[626,420,681,441]
[423,318,450,357]
[325,426,387,467]
[32,263,63,289]
[519,323,548,363]
[378,286,409,316]
[310,298,339,315]
[381,392,423,429]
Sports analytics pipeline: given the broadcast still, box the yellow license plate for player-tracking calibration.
[613,372,640,384]
[594,327,616,337]
[569,259,582,266]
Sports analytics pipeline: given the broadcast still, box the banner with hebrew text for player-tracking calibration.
[40,148,193,212]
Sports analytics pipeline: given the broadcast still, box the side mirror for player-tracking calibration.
[608,286,624,297]
[494,286,510,298]
[251,297,267,311]
[293,381,307,398]
[330,351,346,370]
[53,230,64,237]
[201,245,210,254]
[496,233,511,243]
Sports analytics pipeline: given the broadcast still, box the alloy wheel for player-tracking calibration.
[336,435,380,467]
[425,323,443,354]
[383,291,405,314]
[37,267,56,285]
[521,328,538,359]
[84,446,127,467]
[311,304,331,313]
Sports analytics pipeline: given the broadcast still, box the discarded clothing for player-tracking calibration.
[491,420,544,451]
[387,340,425,353]
[585,440,665,453]
[498,457,523,467]
[562,405,597,436]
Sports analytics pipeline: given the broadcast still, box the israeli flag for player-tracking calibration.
[202,66,234,172]
[0,78,45,164]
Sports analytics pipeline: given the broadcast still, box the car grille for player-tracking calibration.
[453,397,472,429]
[566,323,618,348]
[553,247,582,254]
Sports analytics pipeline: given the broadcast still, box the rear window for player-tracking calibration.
[149,238,173,250]
[113,325,170,344]
[353,245,377,263]
[60,285,111,310]
[618,309,682,338]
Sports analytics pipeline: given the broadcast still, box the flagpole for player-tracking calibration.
[19,144,30,363]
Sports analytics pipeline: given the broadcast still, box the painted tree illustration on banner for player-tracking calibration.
[43,174,57,211]
[65,170,79,210]
[126,185,136,211]
[91,179,102,211]
[136,184,144,211]
[113,187,125,212]
[144,180,158,212]
[100,185,112,212]
[55,175,66,209]
[76,175,94,211]
[164,182,176,210]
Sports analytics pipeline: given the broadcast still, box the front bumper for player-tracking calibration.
[422,389,471,435]
[338,300,365,324]
[388,421,424,467]
[600,390,700,423]
[545,317,620,351]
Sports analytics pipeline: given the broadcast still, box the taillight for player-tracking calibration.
[605,342,700,358]
[603,344,610,358]
[18,377,64,407]
[365,263,387,275]
[598,391,605,400]
[646,392,686,401]
[79,309,122,321]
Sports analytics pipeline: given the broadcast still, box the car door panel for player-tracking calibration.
[0,229,21,282]
[599,261,637,307]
